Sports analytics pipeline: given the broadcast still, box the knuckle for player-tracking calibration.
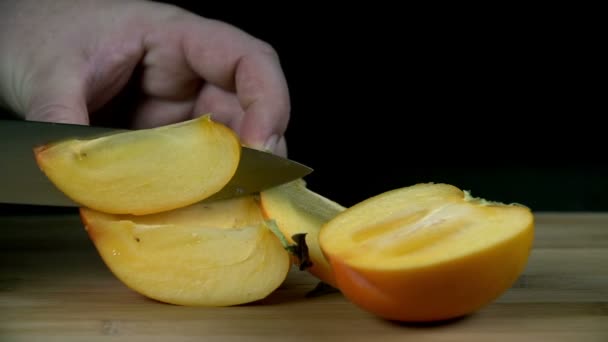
[27,103,82,124]
[255,40,279,59]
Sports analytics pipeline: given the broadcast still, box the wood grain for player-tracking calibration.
[1,212,607,341]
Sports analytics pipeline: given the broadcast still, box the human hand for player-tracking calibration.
[0,0,289,156]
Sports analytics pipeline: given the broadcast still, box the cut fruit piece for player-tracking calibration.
[81,196,291,306]
[319,183,534,322]
[260,179,345,287]
[35,115,241,215]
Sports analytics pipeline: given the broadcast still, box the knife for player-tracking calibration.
[0,119,312,207]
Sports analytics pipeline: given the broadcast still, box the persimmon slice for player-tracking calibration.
[35,115,240,215]
[81,196,290,306]
[260,179,345,286]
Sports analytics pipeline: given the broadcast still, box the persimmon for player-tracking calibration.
[34,115,241,215]
[81,196,291,306]
[319,183,534,322]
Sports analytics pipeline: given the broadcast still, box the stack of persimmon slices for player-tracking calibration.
[34,115,534,322]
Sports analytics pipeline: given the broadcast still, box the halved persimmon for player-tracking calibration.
[319,183,534,322]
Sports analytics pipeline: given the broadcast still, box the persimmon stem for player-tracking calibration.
[291,233,313,271]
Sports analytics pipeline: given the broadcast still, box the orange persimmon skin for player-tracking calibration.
[327,223,534,322]
[306,253,338,288]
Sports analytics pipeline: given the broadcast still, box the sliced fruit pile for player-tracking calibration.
[34,115,534,322]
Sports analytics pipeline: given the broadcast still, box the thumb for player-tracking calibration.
[25,68,89,125]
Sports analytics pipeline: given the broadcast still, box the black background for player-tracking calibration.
[171,3,605,211]
[1,3,605,213]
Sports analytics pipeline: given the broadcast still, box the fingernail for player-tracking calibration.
[263,134,280,153]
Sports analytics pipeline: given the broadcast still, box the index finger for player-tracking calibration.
[176,15,290,150]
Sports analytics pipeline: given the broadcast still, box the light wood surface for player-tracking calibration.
[1,212,607,341]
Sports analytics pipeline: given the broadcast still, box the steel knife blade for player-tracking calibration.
[0,119,312,207]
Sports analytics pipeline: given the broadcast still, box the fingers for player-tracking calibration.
[193,83,245,136]
[274,135,288,158]
[130,98,194,129]
[25,64,89,125]
[234,50,290,152]
[177,16,290,152]
[193,84,288,157]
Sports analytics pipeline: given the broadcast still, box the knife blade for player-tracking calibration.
[0,119,312,207]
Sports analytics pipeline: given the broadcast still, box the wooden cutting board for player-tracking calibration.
[1,212,607,341]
